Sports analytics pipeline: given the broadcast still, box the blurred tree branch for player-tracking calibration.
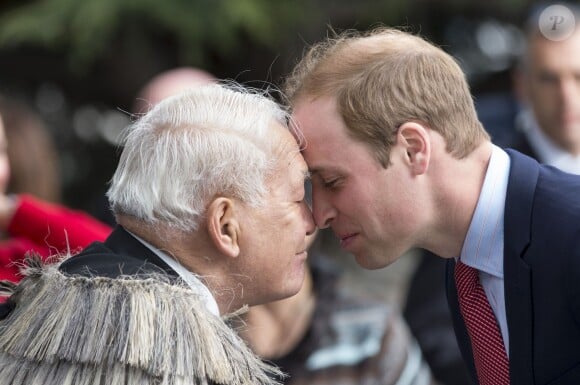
[0,0,531,76]
[0,0,324,72]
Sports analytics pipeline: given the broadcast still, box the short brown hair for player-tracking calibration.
[284,27,489,166]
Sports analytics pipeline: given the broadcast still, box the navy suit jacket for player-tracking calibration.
[447,149,580,385]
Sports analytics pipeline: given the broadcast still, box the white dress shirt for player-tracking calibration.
[458,144,511,355]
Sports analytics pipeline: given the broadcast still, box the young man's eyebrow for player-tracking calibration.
[308,167,338,176]
[308,168,321,176]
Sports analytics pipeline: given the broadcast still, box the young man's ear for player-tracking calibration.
[397,121,430,175]
[206,197,241,258]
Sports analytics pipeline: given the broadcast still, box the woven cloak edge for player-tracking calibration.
[0,255,283,385]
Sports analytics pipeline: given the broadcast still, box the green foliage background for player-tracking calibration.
[0,0,417,72]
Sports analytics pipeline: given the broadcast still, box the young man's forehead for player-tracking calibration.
[308,167,342,180]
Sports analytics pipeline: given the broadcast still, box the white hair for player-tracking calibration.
[107,83,293,232]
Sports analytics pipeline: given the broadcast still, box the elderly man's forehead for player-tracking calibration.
[287,150,310,178]
[287,117,307,151]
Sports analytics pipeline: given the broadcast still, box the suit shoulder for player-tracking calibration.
[59,242,170,279]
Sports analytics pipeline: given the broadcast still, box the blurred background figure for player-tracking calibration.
[512,3,580,174]
[0,96,61,202]
[132,67,216,113]
[0,94,110,284]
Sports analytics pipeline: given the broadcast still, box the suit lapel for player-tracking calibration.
[504,149,536,384]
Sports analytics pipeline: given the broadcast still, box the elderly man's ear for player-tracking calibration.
[206,197,241,258]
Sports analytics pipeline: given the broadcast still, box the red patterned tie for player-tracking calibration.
[455,260,510,385]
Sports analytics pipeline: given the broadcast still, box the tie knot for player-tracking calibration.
[455,260,479,297]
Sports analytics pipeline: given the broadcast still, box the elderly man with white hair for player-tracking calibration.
[0,83,315,385]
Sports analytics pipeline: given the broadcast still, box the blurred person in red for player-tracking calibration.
[0,96,110,283]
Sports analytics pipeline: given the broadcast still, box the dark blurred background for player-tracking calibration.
[0,0,541,223]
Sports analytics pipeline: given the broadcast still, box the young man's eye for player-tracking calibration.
[323,179,339,189]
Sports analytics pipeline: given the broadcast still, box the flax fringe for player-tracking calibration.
[0,255,283,385]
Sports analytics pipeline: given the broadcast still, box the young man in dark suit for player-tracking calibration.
[287,27,580,385]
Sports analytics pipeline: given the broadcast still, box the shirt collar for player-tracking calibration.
[459,144,510,278]
[126,230,220,316]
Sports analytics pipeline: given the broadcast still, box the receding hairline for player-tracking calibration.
[287,28,448,103]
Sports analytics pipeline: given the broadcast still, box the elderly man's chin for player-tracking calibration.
[279,260,308,300]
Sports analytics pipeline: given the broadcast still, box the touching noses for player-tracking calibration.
[301,201,316,236]
[311,187,337,229]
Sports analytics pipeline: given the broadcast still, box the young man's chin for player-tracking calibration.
[354,248,403,270]
[353,253,382,270]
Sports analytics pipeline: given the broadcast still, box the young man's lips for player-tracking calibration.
[339,233,358,248]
